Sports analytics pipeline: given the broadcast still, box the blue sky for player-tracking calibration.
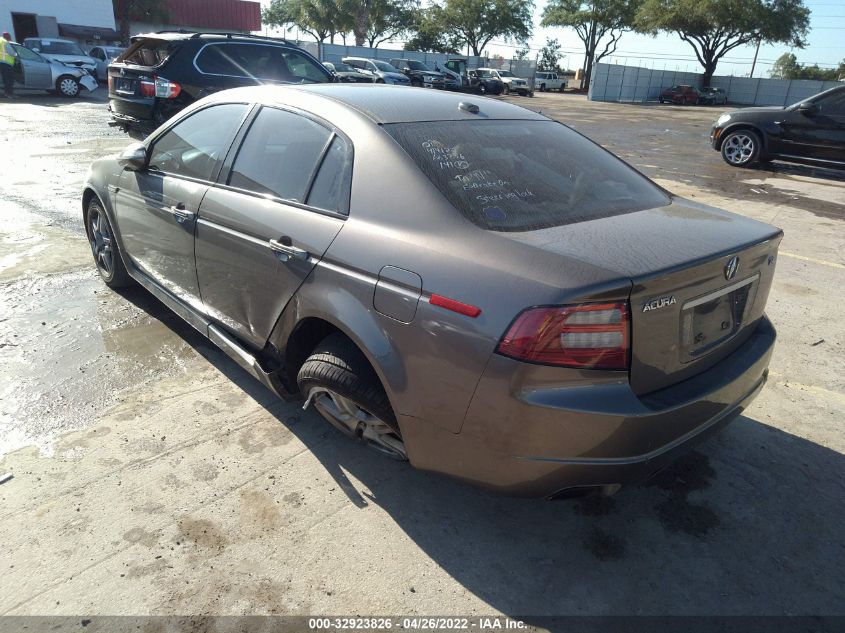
[497,0,844,76]
[260,0,844,77]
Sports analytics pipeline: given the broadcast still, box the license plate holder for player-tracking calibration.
[681,275,758,360]
[116,78,134,94]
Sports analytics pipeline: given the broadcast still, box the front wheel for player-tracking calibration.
[85,199,130,287]
[502,84,509,95]
[721,129,762,168]
[299,333,406,461]
[539,83,546,92]
[56,75,80,97]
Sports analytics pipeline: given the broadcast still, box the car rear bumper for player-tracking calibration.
[401,316,775,498]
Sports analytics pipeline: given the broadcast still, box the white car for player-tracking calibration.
[341,57,410,85]
[535,71,565,92]
[9,43,98,97]
[88,45,124,81]
[476,68,531,96]
[22,38,97,75]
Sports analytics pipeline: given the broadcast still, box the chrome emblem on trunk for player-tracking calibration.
[642,296,677,312]
[725,256,739,280]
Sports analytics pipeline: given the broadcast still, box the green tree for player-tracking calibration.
[538,37,563,71]
[514,45,531,60]
[636,0,811,87]
[439,0,534,57]
[769,52,801,79]
[542,0,640,90]
[404,6,462,53]
[263,0,350,43]
[365,0,417,47]
[113,0,168,45]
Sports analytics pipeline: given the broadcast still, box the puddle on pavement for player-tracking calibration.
[0,268,207,457]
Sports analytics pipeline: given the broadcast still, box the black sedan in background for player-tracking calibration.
[710,85,845,168]
[323,61,375,83]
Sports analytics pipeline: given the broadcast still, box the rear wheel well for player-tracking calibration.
[282,318,364,393]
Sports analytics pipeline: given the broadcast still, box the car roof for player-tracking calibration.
[130,31,298,46]
[214,84,549,124]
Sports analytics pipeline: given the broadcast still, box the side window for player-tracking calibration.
[307,136,353,214]
[148,104,248,181]
[279,48,331,83]
[228,107,332,202]
[91,48,103,60]
[816,91,845,116]
[367,62,378,73]
[14,45,42,62]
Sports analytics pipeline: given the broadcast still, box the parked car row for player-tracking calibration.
[659,84,727,106]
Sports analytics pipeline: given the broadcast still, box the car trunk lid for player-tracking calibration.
[503,197,782,394]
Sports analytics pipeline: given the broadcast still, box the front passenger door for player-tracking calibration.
[195,106,351,348]
[115,103,250,309]
[11,44,51,89]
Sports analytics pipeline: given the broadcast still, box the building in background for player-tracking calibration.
[0,0,118,46]
[117,0,261,42]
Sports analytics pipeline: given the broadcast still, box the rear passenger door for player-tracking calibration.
[195,106,351,348]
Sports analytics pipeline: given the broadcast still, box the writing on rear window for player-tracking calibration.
[385,120,669,232]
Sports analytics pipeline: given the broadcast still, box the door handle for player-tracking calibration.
[169,204,195,223]
[268,238,308,262]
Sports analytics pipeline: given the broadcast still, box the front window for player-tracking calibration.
[373,61,398,73]
[384,120,669,232]
[14,45,43,62]
[477,70,493,78]
[497,70,515,78]
[148,104,249,181]
[38,41,86,55]
[406,60,429,71]
[333,62,355,73]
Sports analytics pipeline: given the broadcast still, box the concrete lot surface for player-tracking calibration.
[0,91,843,620]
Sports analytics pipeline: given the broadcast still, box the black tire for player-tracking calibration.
[298,333,397,432]
[502,84,510,95]
[56,75,80,97]
[659,97,664,104]
[720,128,762,168]
[376,78,385,84]
[85,198,130,288]
[539,83,546,92]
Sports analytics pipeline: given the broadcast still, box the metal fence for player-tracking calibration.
[589,62,841,106]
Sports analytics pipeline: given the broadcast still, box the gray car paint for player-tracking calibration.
[83,84,780,497]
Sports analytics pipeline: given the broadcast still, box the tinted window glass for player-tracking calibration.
[229,107,331,202]
[196,43,330,83]
[307,136,353,214]
[384,120,669,232]
[816,89,845,115]
[149,104,248,180]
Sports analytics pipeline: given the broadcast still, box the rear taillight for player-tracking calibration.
[139,75,181,99]
[496,302,630,370]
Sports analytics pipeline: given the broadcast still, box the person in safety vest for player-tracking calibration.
[0,31,17,99]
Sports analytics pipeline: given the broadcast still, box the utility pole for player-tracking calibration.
[750,38,761,78]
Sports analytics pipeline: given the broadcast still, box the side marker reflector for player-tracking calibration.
[429,294,481,318]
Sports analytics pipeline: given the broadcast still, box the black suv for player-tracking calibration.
[108,31,333,135]
[710,85,845,169]
[388,58,445,88]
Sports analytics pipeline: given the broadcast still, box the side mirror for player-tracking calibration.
[118,142,147,170]
[797,102,817,115]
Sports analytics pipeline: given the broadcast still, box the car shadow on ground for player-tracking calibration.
[115,285,845,618]
[3,91,106,106]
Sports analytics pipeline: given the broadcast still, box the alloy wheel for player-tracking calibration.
[723,133,755,165]
[308,387,407,460]
[88,206,114,277]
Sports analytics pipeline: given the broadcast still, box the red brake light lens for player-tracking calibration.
[496,302,630,370]
[139,76,181,99]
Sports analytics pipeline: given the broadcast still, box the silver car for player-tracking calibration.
[81,85,779,498]
[22,37,98,75]
[10,43,98,97]
[341,57,410,85]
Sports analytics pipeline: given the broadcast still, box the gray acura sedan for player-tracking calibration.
[82,85,780,498]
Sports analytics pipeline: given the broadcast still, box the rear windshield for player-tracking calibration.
[384,120,669,232]
[118,38,175,67]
